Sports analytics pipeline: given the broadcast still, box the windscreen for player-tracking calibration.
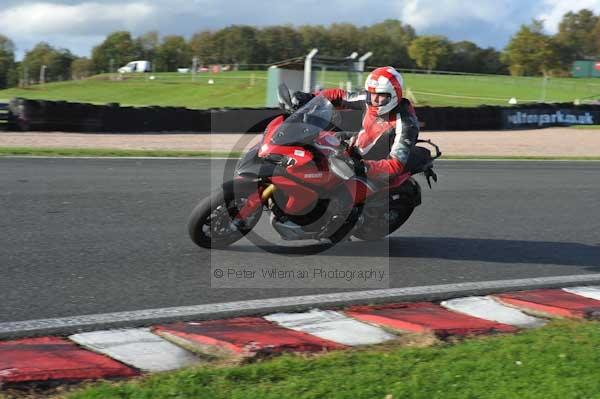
[270,95,334,146]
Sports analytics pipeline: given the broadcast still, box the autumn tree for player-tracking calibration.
[189,31,218,65]
[297,25,332,54]
[155,35,191,71]
[325,23,363,58]
[256,26,303,64]
[503,20,561,76]
[135,31,159,62]
[440,41,507,74]
[71,57,93,80]
[361,20,416,67]
[555,9,599,60]
[23,42,75,82]
[212,26,260,65]
[408,35,451,72]
[91,31,139,73]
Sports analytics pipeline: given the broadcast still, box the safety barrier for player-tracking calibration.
[8,99,212,133]
[7,98,600,133]
[0,101,13,130]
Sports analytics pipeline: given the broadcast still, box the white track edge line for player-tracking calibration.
[2,274,600,337]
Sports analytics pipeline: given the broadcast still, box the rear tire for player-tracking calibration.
[188,184,263,249]
[354,178,420,241]
[326,205,363,244]
[352,204,414,241]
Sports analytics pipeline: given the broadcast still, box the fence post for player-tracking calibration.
[39,65,47,85]
[192,56,198,82]
[540,76,548,102]
[22,64,29,87]
[109,58,115,81]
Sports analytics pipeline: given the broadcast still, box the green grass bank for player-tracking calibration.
[2,71,600,108]
[63,320,600,399]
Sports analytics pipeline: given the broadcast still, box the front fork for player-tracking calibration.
[234,184,276,221]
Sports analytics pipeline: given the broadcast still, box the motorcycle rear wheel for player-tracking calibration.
[352,204,414,241]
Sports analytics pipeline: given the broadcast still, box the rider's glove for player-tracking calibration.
[355,159,368,178]
[291,92,315,110]
[345,157,367,178]
[335,131,358,141]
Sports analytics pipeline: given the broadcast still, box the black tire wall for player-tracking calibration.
[8,97,600,133]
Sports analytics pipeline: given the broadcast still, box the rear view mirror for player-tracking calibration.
[329,157,354,180]
[277,84,293,111]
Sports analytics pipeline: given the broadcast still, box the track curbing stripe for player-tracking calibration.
[563,286,600,301]
[495,289,600,318]
[264,309,397,346]
[69,328,201,372]
[440,296,547,328]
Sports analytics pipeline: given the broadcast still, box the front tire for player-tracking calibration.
[188,184,263,249]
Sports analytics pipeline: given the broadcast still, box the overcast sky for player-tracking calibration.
[2,0,600,60]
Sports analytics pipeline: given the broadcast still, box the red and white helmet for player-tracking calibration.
[364,66,404,116]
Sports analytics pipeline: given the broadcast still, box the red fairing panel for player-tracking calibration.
[270,176,319,215]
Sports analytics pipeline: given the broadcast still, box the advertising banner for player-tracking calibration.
[502,108,600,129]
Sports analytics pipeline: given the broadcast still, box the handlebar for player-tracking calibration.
[417,139,442,159]
[336,131,359,141]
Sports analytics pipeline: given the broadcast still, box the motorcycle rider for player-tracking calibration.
[292,66,419,184]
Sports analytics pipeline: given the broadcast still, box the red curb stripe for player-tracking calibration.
[345,302,517,337]
[495,289,600,318]
[0,337,138,383]
[154,317,346,357]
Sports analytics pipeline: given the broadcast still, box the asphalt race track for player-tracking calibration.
[1,158,599,323]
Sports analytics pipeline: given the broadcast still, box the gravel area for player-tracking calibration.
[1,128,599,157]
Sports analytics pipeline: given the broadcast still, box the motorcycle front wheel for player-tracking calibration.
[188,184,263,249]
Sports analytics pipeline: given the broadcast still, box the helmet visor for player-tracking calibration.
[366,92,392,107]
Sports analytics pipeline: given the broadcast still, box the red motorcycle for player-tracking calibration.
[188,86,441,249]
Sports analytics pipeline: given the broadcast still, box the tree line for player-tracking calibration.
[1,10,599,89]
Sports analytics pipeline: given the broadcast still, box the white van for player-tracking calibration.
[118,60,151,73]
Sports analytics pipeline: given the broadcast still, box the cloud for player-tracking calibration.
[537,0,600,33]
[392,0,542,49]
[0,2,156,36]
[396,0,520,31]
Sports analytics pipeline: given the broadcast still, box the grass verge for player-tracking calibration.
[571,124,600,130]
[1,147,600,161]
[65,320,600,399]
[0,147,243,158]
